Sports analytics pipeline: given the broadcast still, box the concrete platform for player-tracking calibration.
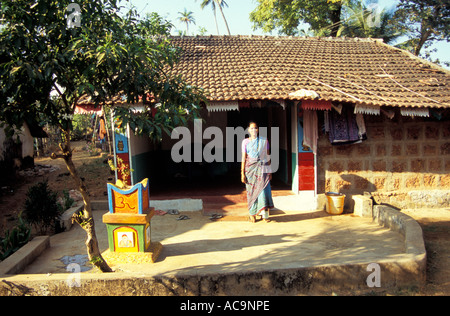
[0,203,426,296]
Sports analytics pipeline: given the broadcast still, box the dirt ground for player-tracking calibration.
[0,141,114,234]
[0,141,449,296]
[401,208,450,296]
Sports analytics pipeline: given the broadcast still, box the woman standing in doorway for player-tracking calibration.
[241,121,274,223]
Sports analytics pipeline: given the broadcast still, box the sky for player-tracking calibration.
[125,0,449,68]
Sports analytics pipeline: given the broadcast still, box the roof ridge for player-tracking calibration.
[170,35,382,43]
[375,40,450,76]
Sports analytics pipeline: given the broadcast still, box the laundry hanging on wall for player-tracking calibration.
[302,109,318,154]
[355,113,367,141]
[327,104,367,145]
[298,100,332,154]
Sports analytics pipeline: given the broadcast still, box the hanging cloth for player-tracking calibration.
[354,104,380,115]
[355,113,367,141]
[98,117,107,142]
[400,107,430,117]
[328,105,360,145]
[303,110,318,154]
[302,100,332,111]
[207,101,239,112]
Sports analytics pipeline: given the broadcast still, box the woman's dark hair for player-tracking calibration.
[247,121,259,139]
[248,121,258,128]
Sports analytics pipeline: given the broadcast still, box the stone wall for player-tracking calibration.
[316,109,450,209]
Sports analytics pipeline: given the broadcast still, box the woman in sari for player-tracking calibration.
[241,121,274,223]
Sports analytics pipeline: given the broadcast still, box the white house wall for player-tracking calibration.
[0,122,34,164]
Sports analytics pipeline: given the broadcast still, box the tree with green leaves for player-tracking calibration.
[178,8,196,35]
[199,0,231,35]
[338,1,402,44]
[393,0,450,59]
[250,0,407,42]
[250,0,345,36]
[0,0,205,272]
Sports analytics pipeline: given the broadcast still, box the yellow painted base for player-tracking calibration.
[101,242,163,265]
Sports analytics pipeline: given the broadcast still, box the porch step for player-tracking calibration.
[151,190,301,218]
[203,192,318,217]
[201,190,299,218]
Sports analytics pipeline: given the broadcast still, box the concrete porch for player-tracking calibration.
[0,194,426,295]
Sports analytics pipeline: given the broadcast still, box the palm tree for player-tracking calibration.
[199,0,231,35]
[338,1,402,44]
[199,0,219,35]
[178,8,196,35]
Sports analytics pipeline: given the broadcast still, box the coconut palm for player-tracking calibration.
[178,8,196,35]
[199,0,219,35]
[199,0,231,35]
[338,1,402,44]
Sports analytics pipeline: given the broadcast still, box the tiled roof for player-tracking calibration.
[170,35,450,109]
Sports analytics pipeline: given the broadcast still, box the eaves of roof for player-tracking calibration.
[170,35,450,109]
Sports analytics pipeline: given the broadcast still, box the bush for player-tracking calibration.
[60,189,75,211]
[23,181,63,235]
[71,114,93,141]
[0,214,31,261]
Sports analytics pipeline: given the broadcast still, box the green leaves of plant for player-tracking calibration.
[0,0,205,143]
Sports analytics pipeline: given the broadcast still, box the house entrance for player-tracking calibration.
[226,103,293,189]
[122,103,294,198]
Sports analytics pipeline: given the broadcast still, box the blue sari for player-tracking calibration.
[242,137,273,218]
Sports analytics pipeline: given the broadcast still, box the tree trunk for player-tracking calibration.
[213,7,220,35]
[414,26,432,56]
[52,131,112,273]
[329,4,342,37]
[217,5,231,35]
